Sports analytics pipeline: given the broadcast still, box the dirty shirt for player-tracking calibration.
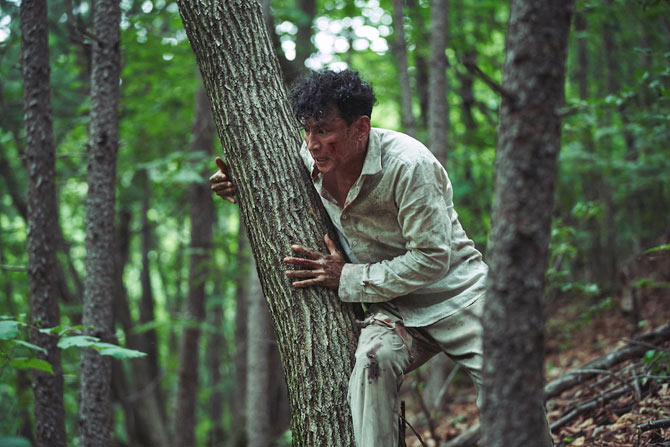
[299,127,488,327]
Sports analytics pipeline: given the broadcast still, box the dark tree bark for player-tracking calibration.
[392,0,417,137]
[174,85,215,447]
[78,0,121,443]
[20,0,67,445]
[176,1,360,444]
[428,0,449,165]
[481,1,573,446]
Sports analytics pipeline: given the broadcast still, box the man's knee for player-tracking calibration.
[354,337,407,383]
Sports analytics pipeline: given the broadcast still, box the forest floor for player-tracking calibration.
[402,289,670,447]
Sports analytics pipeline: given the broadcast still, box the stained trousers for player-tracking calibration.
[347,298,553,447]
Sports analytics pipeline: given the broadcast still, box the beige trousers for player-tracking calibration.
[347,298,553,447]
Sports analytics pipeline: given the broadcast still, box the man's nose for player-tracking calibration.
[306,134,320,152]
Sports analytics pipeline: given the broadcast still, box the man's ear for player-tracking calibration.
[354,116,371,142]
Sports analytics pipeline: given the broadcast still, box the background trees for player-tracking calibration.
[1,0,668,445]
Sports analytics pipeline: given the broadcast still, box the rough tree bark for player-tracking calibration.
[392,0,417,137]
[20,0,67,444]
[175,85,215,447]
[78,0,120,443]
[481,1,573,446]
[428,0,449,165]
[176,1,360,445]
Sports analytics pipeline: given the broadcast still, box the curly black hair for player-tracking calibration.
[289,69,376,125]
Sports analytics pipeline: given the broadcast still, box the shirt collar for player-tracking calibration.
[360,128,382,177]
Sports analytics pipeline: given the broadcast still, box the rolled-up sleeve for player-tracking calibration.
[338,160,453,303]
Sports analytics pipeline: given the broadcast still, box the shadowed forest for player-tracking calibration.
[1,0,669,446]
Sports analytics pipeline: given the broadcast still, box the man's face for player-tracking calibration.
[301,109,365,175]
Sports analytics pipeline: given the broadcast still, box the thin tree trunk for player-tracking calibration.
[113,207,171,447]
[246,256,273,446]
[206,274,226,447]
[392,0,417,137]
[20,0,67,444]
[175,85,215,447]
[136,169,172,431]
[78,0,120,443]
[428,0,449,165]
[233,225,250,447]
[176,1,360,444]
[295,0,316,71]
[481,1,573,446]
[406,0,429,126]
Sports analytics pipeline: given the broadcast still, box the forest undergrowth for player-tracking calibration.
[402,286,670,447]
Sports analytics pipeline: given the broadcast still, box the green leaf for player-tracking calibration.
[645,243,670,254]
[0,437,33,447]
[38,325,63,335]
[57,334,100,350]
[11,339,47,354]
[58,324,93,336]
[0,321,19,340]
[9,357,54,374]
[93,342,147,359]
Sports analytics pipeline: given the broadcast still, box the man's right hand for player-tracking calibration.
[209,157,237,203]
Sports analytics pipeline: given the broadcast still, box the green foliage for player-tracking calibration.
[0,437,32,447]
[641,349,670,384]
[0,318,145,378]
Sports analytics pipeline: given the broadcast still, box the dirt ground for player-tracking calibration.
[402,289,670,447]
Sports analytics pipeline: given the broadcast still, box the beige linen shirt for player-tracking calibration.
[299,127,488,327]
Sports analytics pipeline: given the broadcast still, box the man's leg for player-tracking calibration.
[421,298,554,447]
[348,314,412,447]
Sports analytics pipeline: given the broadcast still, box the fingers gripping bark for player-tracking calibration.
[283,234,345,290]
[209,156,236,203]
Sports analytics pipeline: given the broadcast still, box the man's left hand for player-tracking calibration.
[283,234,345,290]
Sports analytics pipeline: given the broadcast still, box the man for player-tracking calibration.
[210,69,552,447]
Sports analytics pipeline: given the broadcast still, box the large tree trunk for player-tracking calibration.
[428,0,449,165]
[78,0,121,443]
[176,1,360,445]
[392,0,417,137]
[174,85,215,447]
[481,1,573,446]
[20,0,67,445]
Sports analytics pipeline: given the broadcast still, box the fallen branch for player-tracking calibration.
[545,324,670,400]
[550,384,629,431]
[637,418,670,433]
[440,423,480,447]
